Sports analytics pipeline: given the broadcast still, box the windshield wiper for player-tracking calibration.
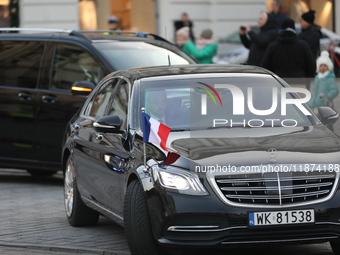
[171,128,190,132]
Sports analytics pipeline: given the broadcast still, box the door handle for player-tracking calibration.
[42,95,57,104]
[18,92,33,101]
[96,134,103,141]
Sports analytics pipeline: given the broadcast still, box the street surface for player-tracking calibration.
[1,81,340,255]
[0,169,130,255]
[0,169,337,255]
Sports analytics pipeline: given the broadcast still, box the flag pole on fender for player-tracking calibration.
[141,107,148,174]
[141,108,172,174]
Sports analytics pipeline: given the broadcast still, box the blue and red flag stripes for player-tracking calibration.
[142,113,171,152]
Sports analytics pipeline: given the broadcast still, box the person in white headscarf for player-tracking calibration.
[308,50,339,111]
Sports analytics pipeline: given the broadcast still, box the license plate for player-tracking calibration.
[249,209,314,226]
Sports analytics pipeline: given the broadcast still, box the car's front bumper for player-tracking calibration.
[144,181,340,248]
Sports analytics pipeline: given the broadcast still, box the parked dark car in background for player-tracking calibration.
[0,28,196,175]
[63,64,340,255]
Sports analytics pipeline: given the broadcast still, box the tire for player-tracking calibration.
[64,157,99,227]
[27,169,57,176]
[124,180,163,255]
[330,240,340,254]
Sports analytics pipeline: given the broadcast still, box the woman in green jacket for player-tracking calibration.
[179,28,217,64]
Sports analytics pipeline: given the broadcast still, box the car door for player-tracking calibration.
[0,40,44,165]
[36,42,106,167]
[97,79,131,216]
[74,77,127,217]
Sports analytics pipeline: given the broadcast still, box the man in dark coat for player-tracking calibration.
[261,18,316,79]
[270,0,288,31]
[299,10,321,60]
[174,13,195,44]
[239,11,277,66]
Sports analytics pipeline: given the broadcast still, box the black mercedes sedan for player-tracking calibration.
[62,65,340,255]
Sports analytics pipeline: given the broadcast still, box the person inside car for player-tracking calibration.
[146,90,168,124]
[145,90,185,127]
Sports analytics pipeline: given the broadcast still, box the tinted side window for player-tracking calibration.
[108,82,129,130]
[0,41,44,88]
[89,79,118,118]
[52,44,102,90]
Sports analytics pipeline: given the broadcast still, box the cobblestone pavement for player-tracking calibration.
[0,169,337,255]
[0,169,130,255]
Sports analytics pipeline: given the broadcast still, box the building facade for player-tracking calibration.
[0,0,337,43]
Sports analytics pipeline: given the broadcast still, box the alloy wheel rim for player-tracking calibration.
[64,162,74,217]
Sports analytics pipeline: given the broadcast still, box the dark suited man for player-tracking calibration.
[146,90,167,124]
[299,10,321,60]
[261,18,316,80]
[174,13,195,44]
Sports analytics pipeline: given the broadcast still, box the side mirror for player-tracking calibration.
[93,115,122,133]
[71,81,96,96]
[318,106,339,125]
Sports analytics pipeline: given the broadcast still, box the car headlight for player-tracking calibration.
[152,165,209,196]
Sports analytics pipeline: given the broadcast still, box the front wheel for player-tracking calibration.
[64,157,99,226]
[124,180,163,255]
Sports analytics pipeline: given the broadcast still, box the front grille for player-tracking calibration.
[162,212,334,242]
[215,171,336,206]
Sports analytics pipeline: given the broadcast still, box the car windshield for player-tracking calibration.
[138,74,315,131]
[93,41,195,70]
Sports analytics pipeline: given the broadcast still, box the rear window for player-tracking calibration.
[93,41,195,70]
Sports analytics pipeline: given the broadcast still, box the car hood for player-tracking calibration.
[162,125,340,169]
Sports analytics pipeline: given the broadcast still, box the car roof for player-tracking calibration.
[109,64,271,82]
[0,28,173,44]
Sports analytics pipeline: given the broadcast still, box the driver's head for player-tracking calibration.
[147,90,167,119]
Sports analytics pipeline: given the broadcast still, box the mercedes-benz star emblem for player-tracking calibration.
[268,148,278,163]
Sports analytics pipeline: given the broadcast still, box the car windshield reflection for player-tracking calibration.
[139,75,315,131]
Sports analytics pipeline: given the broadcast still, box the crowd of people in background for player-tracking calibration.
[238,0,338,110]
[175,13,217,64]
[173,0,340,131]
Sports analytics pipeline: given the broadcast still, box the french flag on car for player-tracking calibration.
[142,113,171,152]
